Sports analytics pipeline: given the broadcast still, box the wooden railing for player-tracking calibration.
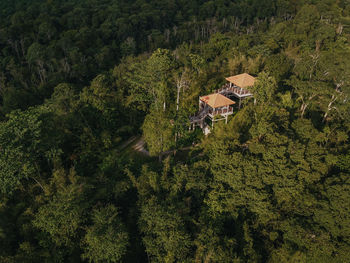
[190,108,209,123]
[208,106,234,116]
[215,85,252,96]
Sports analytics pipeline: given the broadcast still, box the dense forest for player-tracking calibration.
[0,0,350,262]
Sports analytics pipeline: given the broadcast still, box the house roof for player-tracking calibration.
[200,93,235,108]
[226,73,256,88]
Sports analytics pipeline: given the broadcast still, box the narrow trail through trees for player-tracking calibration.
[132,138,150,156]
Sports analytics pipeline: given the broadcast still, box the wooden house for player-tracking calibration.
[190,73,255,133]
[190,93,235,130]
[217,73,256,108]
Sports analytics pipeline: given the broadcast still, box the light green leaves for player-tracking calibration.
[82,205,129,263]
[0,107,51,195]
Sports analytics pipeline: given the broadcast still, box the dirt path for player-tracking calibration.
[118,136,138,151]
[122,136,197,158]
[132,138,150,156]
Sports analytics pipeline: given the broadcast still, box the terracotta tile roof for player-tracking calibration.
[226,73,256,88]
[200,93,235,108]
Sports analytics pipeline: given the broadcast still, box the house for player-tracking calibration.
[218,73,256,108]
[190,93,235,130]
[190,73,256,132]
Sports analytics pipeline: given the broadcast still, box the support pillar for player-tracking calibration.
[239,97,242,109]
[225,115,228,124]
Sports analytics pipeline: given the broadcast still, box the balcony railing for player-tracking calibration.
[215,84,252,96]
[208,106,234,116]
[232,87,251,95]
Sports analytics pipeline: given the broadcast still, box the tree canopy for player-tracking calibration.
[0,0,349,262]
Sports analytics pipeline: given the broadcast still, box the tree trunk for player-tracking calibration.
[323,94,338,122]
[300,103,308,118]
[176,82,180,111]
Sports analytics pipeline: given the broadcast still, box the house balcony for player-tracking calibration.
[216,84,253,98]
[208,106,234,118]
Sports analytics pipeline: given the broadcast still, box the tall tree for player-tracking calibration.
[82,205,129,263]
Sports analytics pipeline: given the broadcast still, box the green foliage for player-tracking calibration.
[80,74,116,112]
[139,197,192,263]
[33,168,87,246]
[127,48,177,111]
[82,205,129,263]
[251,72,277,104]
[0,107,55,194]
[142,110,174,156]
[0,1,349,262]
[1,0,288,113]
